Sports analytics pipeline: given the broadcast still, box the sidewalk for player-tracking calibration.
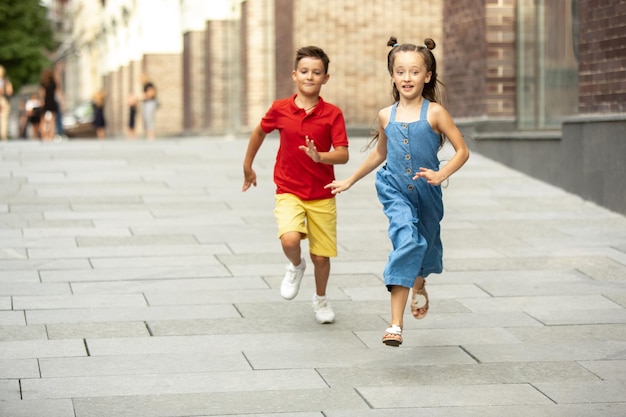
[1,136,625,417]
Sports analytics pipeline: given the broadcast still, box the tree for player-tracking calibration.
[0,0,56,93]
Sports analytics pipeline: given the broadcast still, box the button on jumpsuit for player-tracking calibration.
[375,99,444,290]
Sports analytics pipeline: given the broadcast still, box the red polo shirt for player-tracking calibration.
[261,94,349,200]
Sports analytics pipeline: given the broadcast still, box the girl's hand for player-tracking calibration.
[298,136,321,163]
[324,179,352,194]
[413,167,445,186]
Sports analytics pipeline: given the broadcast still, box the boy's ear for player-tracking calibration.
[322,73,330,84]
[291,70,297,81]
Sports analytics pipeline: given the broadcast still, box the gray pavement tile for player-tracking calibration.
[26,304,240,324]
[0,324,47,341]
[0,297,10,309]
[0,258,91,271]
[86,331,365,356]
[0,379,21,401]
[0,282,70,296]
[356,327,521,348]
[0,399,76,417]
[324,403,626,417]
[0,247,27,259]
[400,311,543,330]
[40,265,233,282]
[147,314,387,336]
[458,294,622,313]
[13,293,147,310]
[576,257,626,282]
[46,321,150,339]
[246,346,474,370]
[535,380,626,404]
[320,361,598,388]
[528,308,626,325]
[22,369,328,399]
[90,254,224,269]
[71,276,269,294]
[0,339,86,359]
[27,243,231,260]
[0,311,26,326]
[0,270,41,283]
[0,358,40,379]
[505,324,626,343]
[39,352,251,377]
[463,341,626,363]
[75,234,198,247]
[22,227,133,238]
[579,360,626,380]
[356,384,553,407]
[144,288,309,305]
[71,388,369,417]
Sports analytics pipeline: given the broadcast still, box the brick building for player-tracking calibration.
[53,0,625,214]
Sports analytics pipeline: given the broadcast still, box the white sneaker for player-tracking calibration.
[313,294,335,324]
[280,257,305,300]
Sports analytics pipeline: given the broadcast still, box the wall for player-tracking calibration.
[578,0,626,113]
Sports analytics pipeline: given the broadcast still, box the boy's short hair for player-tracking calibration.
[294,46,330,73]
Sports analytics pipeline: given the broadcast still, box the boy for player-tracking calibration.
[242,46,349,323]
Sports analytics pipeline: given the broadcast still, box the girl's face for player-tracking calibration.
[391,51,431,100]
[292,57,329,96]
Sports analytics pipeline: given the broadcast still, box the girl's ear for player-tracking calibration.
[425,71,432,84]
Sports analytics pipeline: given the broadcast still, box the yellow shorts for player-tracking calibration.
[274,193,337,257]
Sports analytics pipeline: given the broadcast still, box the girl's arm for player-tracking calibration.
[325,110,389,194]
[414,103,469,185]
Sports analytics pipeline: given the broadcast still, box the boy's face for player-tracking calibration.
[291,57,329,96]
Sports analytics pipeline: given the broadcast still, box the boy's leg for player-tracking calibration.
[310,254,330,296]
[280,231,304,267]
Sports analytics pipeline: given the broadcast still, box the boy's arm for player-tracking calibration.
[242,124,267,191]
[299,137,349,165]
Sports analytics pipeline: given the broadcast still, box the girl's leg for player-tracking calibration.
[310,254,330,296]
[411,276,429,319]
[389,285,410,328]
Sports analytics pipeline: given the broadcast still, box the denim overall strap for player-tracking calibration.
[420,99,430,121]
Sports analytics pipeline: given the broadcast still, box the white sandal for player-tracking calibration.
[382,324,403,347]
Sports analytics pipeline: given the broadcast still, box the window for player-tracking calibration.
[517,0,579,129]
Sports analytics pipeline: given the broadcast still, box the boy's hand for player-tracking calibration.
[298,136,321,163]
[242,167,257,191]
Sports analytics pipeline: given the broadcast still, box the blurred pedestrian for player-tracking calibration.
[25,93,42,140]
[39,68,59,141]
[0,65,14,140]
[127,94,137,139]
[17,99,28,139]
[92,89,106,139]
[140,74,157,140]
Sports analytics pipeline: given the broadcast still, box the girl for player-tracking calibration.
[325,37,469,346]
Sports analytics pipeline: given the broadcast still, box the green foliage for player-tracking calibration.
[0,0,57,93]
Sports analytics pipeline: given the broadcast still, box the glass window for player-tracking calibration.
[517,0,579,129]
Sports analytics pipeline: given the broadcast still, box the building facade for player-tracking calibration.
[52,0,625,214]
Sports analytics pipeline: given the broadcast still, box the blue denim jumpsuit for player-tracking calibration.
[375,99,444,290]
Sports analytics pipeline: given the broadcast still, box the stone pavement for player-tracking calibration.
[0,136,625,417]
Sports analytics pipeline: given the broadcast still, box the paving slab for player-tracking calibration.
[1,137,625,416]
